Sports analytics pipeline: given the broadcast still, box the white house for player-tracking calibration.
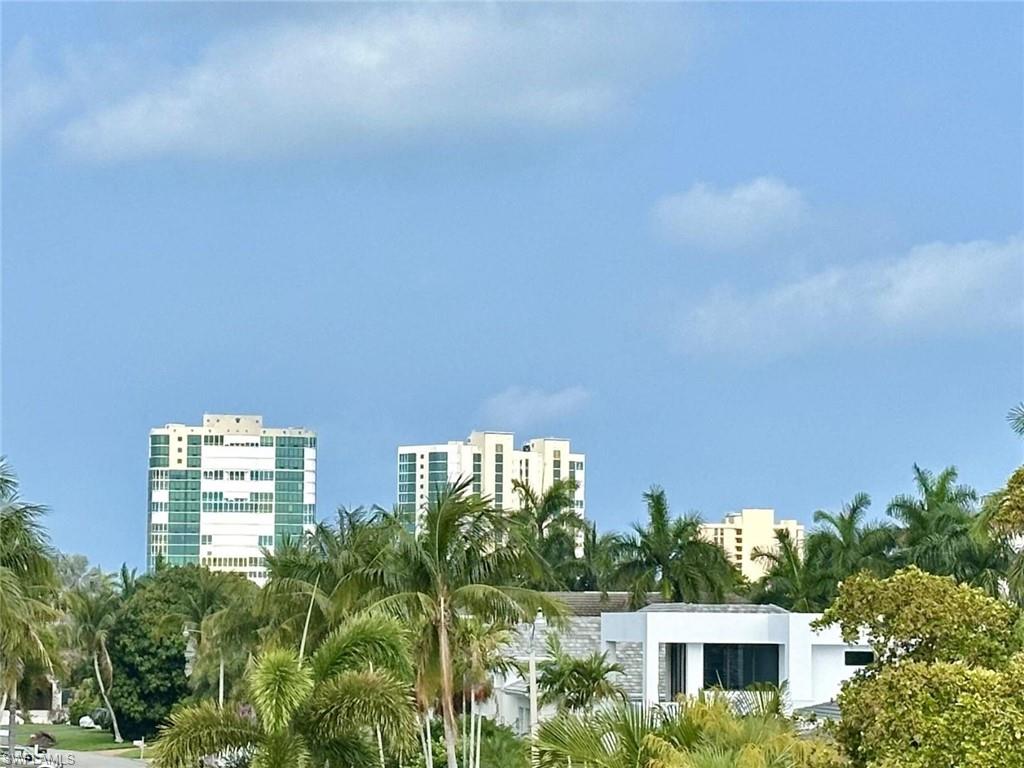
[600,603,872,709]
[485,595,871,733]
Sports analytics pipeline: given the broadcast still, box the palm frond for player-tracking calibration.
[251,731,312,768]
[1009,403,1024,436]
[311,612,412,681]
[149,701,262,768]
[305,668,417,748]
[248,648,313,734]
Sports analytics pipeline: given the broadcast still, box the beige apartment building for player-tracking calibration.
[396,431,585,529]
[699,508,806,582]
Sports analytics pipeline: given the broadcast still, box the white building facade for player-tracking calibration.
[600,603,870,709]
[147,414,316,584]
[485,598,871,734]
[699,508,806,581]
[396,431,585,527]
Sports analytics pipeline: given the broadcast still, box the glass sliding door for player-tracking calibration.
[703,644,780,690]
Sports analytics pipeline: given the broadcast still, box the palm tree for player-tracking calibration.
[887,465,978,576]
[812,493,896,588]
[536,634,625,712]
[1008,402,1024,436]
[512,478,582,546]
[512,478,585,589]
[0,569,58,740]
[371,478,564,768]
[194,577,262,705]
[260,506,397,648]
[118,564,139,599]
[150,613,416,768]
[65,581,125,742]
[159,567,254,706]
[453,618,517,768]
[564,522,622,592]
[614,487,736,607]
[752,530,828,612]
[981,466,1024,603]
[0,459,58,755]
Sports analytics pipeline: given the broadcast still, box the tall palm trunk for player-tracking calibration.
[473,704,482,768]
[436,600,460,768]
[469,692,478,768]
[423,711,435,768]
[7,689,15,764]
[93,651,123,743]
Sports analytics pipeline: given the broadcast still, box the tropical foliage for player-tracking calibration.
[0,459,59,755]
[536,634,625,712]
[535,696,844,768]
[614,486,737,606]
[150,614,416,768]
[370,477,564,768]
[816,566,1019,667]
[817,568,1024,767]
[3,400,1023,768]
[64,580,125,741]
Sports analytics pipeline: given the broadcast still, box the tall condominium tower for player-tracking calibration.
[147,413,316,584]
[396,431,585,528]
[698,508,805,582]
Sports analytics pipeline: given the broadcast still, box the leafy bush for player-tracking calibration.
[819,568,1024,767]
[836,656,1024,768]
[106,567,196,739]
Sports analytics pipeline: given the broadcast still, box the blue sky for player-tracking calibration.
[2,3,1022,571]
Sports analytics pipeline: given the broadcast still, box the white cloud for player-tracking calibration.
[3,37,170,147]
[678,236,1024,358]
[25,7,688,161]
[480,386,591,432]
[3,40,71,141]
[654,177,806,251]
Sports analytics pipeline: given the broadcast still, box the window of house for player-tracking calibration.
[845,651,874,666]
[703,644,779,689]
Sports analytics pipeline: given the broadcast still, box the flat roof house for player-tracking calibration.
[601,603,871,709]
[486,596,870,733]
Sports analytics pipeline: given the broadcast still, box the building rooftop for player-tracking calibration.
[638,602,789,614]
[540,592,668,616]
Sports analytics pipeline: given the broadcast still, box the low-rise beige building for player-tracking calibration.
[699,508,805,582]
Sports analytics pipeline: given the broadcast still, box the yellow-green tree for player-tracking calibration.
[816,567,1024,767]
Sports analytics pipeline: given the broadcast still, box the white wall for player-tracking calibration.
[811,646,859,702]
[603,610,870,709]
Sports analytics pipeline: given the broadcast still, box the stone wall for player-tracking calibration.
[506,618,649,700]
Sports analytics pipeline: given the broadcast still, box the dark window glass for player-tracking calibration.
[668,644,686,698]
[844,650,874,666]
[703,644,779,689]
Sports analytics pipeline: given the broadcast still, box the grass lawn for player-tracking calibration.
[13,723,139,753]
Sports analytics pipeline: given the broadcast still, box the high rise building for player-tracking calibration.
[396,431,585,527]
[147,413,316,584]
[698,508,805,582]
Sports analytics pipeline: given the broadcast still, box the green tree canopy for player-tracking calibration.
[106,566,202,739]
[836,656,1024,768]
[815,566,1020,668]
